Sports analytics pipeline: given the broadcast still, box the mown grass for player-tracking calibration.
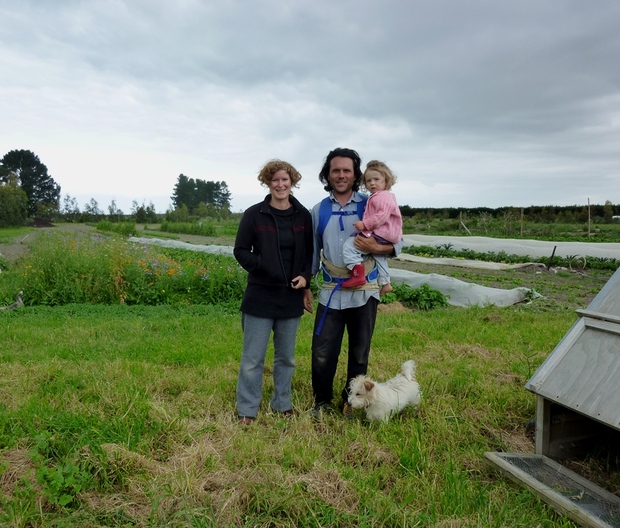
[0,227,33,245]
[0,226,615,526]
[0,302,581,527]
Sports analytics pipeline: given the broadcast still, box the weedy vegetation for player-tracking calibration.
[0,225,617,527]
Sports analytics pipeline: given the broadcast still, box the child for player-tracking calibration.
[341,160,402,296]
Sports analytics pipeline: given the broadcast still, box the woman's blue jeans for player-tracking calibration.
[236,313,300,418]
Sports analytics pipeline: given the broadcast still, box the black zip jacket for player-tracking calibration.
[234,194,313,290]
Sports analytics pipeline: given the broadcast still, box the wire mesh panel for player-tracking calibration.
[485,452,620,528]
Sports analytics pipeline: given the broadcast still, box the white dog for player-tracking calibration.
[347,360,421,422]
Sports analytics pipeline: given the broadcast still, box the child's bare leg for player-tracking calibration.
[380,283,393,297]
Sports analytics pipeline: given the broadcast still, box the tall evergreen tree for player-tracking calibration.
[171,174,231,213]
[171,174,199,211]
[213,181,231,210]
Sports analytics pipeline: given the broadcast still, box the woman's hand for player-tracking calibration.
[290,275,307,289]
[303,288,313,313]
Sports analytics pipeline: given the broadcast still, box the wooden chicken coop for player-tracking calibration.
[486,266,620,528]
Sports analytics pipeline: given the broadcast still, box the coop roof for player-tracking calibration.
[525,267,620,432]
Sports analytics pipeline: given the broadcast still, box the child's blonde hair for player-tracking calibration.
[363,160,396,191]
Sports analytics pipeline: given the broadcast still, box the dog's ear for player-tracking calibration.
[363,380,375,391]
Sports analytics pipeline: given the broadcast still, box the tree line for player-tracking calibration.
[2,148,617,228]
[0,149,232,227]
[400,203,619,224]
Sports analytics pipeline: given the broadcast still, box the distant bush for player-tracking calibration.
[96,220,137,237]
[160,221,216,237]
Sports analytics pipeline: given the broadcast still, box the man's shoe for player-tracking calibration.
[311,404,327,419]
[342,403,355,420]
[238,416,254,425]
[341,264,366,288]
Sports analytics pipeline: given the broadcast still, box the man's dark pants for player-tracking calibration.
[311,297,379,407]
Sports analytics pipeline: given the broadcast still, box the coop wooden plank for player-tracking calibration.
[527,327,620,431]
[577,310,620,326]
[526,319,585,392]
[583,317,620,336]
[586,268,620,317]
[485,452,620,528]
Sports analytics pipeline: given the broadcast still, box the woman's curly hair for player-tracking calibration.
[258,160,302,188]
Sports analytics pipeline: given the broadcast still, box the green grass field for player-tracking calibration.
[0,225,618,526]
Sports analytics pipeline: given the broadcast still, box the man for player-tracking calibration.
[305,147,403,418]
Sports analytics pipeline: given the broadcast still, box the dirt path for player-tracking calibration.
[0,224,97,264]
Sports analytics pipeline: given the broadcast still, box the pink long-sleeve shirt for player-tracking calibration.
[360,190,402,244]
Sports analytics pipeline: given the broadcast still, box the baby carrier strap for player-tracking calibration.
[315,251,379,336]
[320,252,379,288]
[317,195,367,237]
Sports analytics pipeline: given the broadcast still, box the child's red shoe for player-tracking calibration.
[341,264,366,288]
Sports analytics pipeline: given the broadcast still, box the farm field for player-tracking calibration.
[0,224,619,527]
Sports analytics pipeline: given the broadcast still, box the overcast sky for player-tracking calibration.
[1,1,619,214]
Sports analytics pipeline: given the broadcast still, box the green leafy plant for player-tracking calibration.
[390,283,450,310]
[96,220,137,237]
[28,432,91,508]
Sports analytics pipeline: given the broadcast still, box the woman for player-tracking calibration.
[233,160,313,424]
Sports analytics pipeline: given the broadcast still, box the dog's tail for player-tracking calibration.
[401,360,416,381]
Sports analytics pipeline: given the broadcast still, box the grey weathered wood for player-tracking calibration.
[526,266,620,434]
[577,309,620,325]
[535,396,551,457]
[485,452,620,528]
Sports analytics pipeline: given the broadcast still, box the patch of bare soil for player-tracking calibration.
[0,223,96,264]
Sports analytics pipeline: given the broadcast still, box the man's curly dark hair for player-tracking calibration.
[318,147,363,192]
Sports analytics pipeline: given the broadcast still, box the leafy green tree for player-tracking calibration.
[0,172,28,226]
[215,181,231,210]
[165,204,192,222]
[171,174,198,211]
[195,180,231,210]
[171,174,231,213]
[131,200,158,224]
[83,198,103,221]
[61,194,81,222]
[0,149,61,216]
[107,199,124,222]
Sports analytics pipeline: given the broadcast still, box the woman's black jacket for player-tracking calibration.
[233,194,313,288]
